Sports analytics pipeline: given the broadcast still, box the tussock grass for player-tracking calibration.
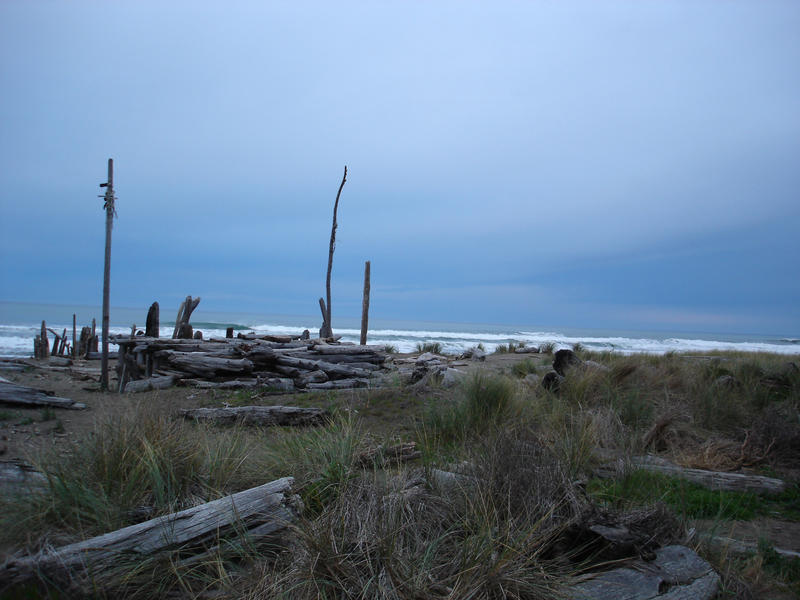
[0,407,260,546]
[416,341,443,354]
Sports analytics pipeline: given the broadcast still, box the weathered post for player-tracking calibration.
[145,302,160,337]
[40,321,49,359]
[100,158,115,390]
[320,166,347,339]
[360,260,371,345]
[72,314,77,358]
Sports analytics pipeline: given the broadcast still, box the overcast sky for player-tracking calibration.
[1,1,798,335]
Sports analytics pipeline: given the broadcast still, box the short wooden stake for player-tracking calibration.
[40,321,49,359]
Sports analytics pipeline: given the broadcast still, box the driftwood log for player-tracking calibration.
[2,477,299,589]
[567,545,719,600]
[0,461,47,494]
[595,455,786,495]
[0,377,86,410]
[180,405,329,427]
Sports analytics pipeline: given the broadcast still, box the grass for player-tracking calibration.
[416,341,443,354]
[587,469,765,520]
[1,351,799,598]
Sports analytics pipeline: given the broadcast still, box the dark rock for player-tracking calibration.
[553,349,583,376]
[542,371,564,392]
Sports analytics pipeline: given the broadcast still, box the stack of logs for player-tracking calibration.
[112,333,388,393]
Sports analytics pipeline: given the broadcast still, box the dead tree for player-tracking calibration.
[319,166,347,339]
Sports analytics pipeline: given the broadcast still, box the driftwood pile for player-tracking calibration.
[112,334,389,393]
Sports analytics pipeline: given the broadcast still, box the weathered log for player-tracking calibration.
[165,353,253,378]
[85,351,118,360]
[0,377,86,409]
[226,326,234,338]
[58,328,68,355]
[311,344,384,355]
[356,442,420,468]
[296,369,329,387]
[172,295,201,339]
[275,355,371,379]
[145,301,159,337]
[0,461,47,494]
[566,545,719,600]
[122,375,175,393]
[2,477,298,588]
[595,455,786,495]
[696,532,800,560]
[305,378,370,390]
[181,406,328,426]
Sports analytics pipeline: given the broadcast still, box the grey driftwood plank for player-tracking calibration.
[0,377,86,410]
[2,477,298,588]
[180,405,329,426]
[595,455,786,495]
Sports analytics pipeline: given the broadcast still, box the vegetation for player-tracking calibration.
[1,350,798,598]
[415,341,443,354]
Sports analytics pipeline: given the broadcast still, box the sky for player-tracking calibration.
[1,1,798,335]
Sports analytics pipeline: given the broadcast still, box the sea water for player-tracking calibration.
[0,301,798,358]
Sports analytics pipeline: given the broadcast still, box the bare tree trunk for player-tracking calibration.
[145,302,159,337]
[360,260,370,345]
[100,158,114,391]
[321,166,347,338]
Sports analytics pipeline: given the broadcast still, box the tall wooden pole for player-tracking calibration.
[100,158,115,391]
[360,261,371,345]
[321,166,347,339]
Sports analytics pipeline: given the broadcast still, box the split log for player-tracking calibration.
[58,328,68,355]
[0,377,86,409]
[2,477,299,589]
[595,455,786,495]
[172,295,201,339]
[122,375,175,393]
[305,378,370,390]
[180,405,328,427]
[566,545,719,600]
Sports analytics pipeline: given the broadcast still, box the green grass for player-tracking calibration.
[511,358,538,377]
[759,538,800,593]
[587,470,764,520]
[416,341,443,354]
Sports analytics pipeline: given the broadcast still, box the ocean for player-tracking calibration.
[1,301,798,358]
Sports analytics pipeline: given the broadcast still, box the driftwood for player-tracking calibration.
[165,352,253,378]
[122,375,175,393]
[180,405,329,427]
[0,461,47,494]
[320,165,347,339]
[145,301,159,337]
[695,532,800,560]
[306,378,370,390]
[361,260,370,345]
[595,455,786,495]
[172,295,201,339]
[2,477,298,589]
[0,377,86,410]
[356,442,421,468]
[567,545,719,600]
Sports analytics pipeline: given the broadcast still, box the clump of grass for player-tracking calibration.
[383,343,398,354]
[39,407,56,422]
[512,358,538,377]
[1,409,258,545]
[416,341,443,354]
[494,340,524,353]
[539,341,556,354]
[419,373,516,452]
